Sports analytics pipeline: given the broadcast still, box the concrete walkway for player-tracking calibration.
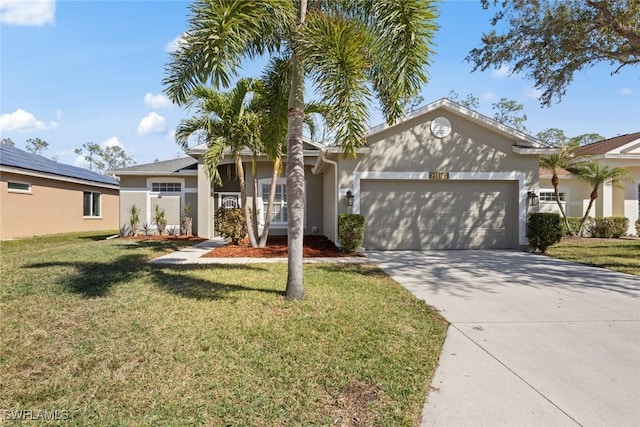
[150,238,368,264]
[366,250,640,427]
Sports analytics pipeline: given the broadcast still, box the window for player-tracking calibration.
[83,191,101,217]
[261,183,287,224]
[7,181,31,193]
[539,191,565,202]
[152,182,181,192]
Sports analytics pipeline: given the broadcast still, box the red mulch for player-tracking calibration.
[203,235,362,258]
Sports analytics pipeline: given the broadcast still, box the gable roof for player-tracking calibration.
[0,144,119,187]
[367,98,553,151]
[574,132,640,156]
[107,157,198,175]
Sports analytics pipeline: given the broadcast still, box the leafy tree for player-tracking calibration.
[570,133,605,146]
[25,137,49,155]
[75,142,105,172]
[536,128,568,147]
[1,137,15,146]
[447,90,480,110]
[567,162,631,235]
[467,0,640,106]
[492,97,528,132]
[102,145,135,170]
[164,0,437,300]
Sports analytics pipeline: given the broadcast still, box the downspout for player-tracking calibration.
[318,151,339,246]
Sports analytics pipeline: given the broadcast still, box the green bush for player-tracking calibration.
[636,218,640,237]
[338,213,365,253]
[561,216,594,237]
[527,213,563,253]
[215,208,246,244]
[153,205,167,235]
[593,217,629,238]
[128,204,140,236]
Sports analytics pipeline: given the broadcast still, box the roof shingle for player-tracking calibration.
[574,132,640,156]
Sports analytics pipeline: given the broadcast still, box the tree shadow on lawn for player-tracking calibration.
[25,255,282,300]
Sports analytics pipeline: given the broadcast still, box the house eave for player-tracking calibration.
[0,165,120,190]
[107,170,198,177]
[512,146,559,155]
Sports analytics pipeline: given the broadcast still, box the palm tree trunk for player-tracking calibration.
[285,3,307,300]
[578,189,598,235]
[236,154,258,248]
[552,174,574,236]
[251,154,260,243]
[259,156,281,248]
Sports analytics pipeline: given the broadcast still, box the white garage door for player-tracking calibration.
[360,180,517,250]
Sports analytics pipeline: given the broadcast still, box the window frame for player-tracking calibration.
[151,182,182,192]
[7,180,32,194]
[83,191,101,218]
[260,180,288,226]
[539,190,566,203]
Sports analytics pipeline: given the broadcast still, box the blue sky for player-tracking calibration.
[1,0,638,168]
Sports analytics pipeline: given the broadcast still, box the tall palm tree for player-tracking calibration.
[175,79,262,247]
[567,162,631,235]
[164,0,438,300]
[539,142,581,235]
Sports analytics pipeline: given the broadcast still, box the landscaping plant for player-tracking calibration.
[214,207,247,245]
[338,213,365,253]
[593,217,629,238]
[181,203,193,236]
[153,205,167,236]
[128,204,140,236]
[527,212,563,253]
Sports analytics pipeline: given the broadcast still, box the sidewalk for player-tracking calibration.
[149,238,369,264]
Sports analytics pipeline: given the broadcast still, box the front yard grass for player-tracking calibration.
[0,231,447,426]
[547,238,640,276]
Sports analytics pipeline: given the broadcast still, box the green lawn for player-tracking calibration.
[547,238,640,276]
[0,232,447,426]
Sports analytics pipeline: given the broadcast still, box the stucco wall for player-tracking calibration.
[0,171,119,240]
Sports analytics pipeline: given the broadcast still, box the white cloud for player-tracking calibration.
[522,87,542,99]
[73,155,89,168]
[165,33,186,53]
[103,136,123,148]
[166,128,176,141]
[491,65,512,78]
[137,112,166,135]
[144,92,172,109]
[620,87,633,95]
[0,108,57,132]
[0,0,55,26]
[481,91,497,100]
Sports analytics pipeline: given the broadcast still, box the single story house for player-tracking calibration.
[0,144,120,240]
[110,98,554,250]
[539,132,640,236]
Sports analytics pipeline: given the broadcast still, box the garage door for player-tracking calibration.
[360,180,517,250]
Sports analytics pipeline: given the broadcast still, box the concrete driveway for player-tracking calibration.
[366,250,640,427]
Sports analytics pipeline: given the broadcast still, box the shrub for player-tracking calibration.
[153,205,167,235]
[338,213,365,253]
[593,217,629,238]
[167,226,179,237]
[181,203,193,236]
[215,208,246,244]
[128,204,140,236]
[636,218,640,237]
[527,213,563,253]
[561,216,594,237]
[140,223,152,236]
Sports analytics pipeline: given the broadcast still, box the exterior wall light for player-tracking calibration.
[527,190,539,207]
[345,190,354,207]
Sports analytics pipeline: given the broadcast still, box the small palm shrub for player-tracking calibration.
[338,213,365,253]
[527,213,563,253]
[636,218,640,237]
[128,204,140,236]
[593,217,629,238]
[140,223,152,236]
[153,205,167,235]
[181,203,193,236]
[215,208,246,244]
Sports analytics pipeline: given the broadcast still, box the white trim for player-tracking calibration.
[146,178,186,226]
[109,170,198,176]
[0,165,119,190]
[512,146,559,155]
[258,177,288,228]
[352,171,529,246]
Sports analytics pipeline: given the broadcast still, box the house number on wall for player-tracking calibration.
[429,172,449,180]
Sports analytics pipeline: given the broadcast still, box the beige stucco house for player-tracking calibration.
[110,99,554,250]
[0,144,120,240]
[539,132,640,236]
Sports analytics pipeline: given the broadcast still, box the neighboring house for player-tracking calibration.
[0,144,119,240]
[110,98,553,250]
[539,132,640,236]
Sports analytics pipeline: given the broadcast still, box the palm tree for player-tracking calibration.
[164,0,438,300]
[567,162,631,235]
[175,79,262,247]
[539,142,581,236]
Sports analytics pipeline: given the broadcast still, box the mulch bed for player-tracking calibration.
[203,235,362,258]
[123,235,207,243]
